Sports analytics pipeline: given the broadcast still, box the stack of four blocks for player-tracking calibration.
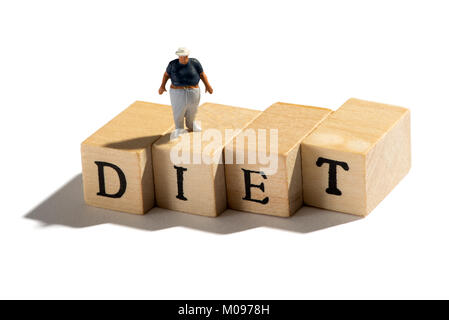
[81,98,410,218]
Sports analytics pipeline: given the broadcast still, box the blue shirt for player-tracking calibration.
[166,58,203,86]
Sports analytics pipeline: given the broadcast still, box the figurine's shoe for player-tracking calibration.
[170,128,188,140]
[192,121,202,132]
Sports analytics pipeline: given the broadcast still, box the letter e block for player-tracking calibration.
[301,98,411,216]
[81,101,174,214]
[225,102,332,217]
[152,103,261,217]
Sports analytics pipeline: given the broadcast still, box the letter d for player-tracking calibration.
[94,161,127,198]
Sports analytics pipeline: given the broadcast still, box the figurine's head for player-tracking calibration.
[178,55,189,64]
[176,47,190,65]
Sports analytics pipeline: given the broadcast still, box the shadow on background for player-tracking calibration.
[25,174,361,234]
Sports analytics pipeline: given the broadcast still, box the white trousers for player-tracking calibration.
[169,87,201,130]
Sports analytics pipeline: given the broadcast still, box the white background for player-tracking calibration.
[1,0,448,299]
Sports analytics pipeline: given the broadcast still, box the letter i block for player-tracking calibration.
[301,98,411,216]
[81,101,174,214]
[152,103,261,217]
[225,102,332,217]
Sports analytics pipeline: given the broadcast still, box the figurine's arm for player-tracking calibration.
[159,72,170,95]
[200,72,213,94]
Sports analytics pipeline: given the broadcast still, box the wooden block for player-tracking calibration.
[81,101,174,214]
[224,102,332,217]
[152,103,261,217]
[301,98,411,216]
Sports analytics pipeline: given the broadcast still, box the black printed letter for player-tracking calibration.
[241,169,269,204]
[95,161,127,198]
[174,165,188,201]
[316,157,349,196]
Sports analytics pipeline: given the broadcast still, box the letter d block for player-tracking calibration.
[302,98,411,216]
[152,103,261,217]
[225,102,332,217]
[81,101,174,214]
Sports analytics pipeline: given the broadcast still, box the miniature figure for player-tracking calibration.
[159,47,213,139]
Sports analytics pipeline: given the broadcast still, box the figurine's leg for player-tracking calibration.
[169,88,188,129]
[185,88,201,131]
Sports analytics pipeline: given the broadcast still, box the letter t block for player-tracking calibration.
[301,98,411,216]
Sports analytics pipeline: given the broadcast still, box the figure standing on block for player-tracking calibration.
[158,47,214,139]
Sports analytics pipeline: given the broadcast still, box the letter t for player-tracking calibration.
[316,157,349,196]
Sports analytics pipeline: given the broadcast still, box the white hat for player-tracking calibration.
[175,47,190,56]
